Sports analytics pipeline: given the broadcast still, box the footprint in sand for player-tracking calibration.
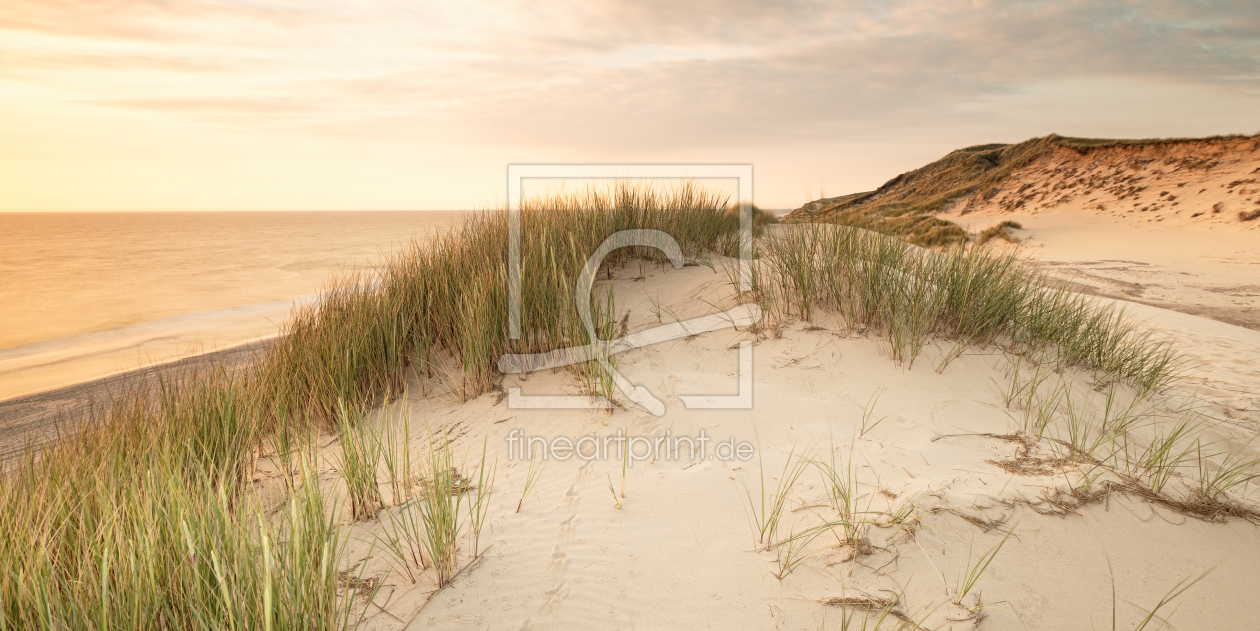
[540,461,590,612]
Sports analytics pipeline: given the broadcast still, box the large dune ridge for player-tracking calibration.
[786,134,1260,245]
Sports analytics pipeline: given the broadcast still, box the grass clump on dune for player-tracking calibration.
[976,220,1022,245]
[750,224,1180,392]
[259,181,743,429]
[0,371,358,629]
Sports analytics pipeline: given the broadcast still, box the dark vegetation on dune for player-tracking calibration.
[785,132,1258,246]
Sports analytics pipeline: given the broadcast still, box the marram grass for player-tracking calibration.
[750,224,1180,392]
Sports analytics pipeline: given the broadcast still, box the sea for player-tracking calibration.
[0,211,459,401]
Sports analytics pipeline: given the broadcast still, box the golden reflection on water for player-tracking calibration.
[0,210,458,400]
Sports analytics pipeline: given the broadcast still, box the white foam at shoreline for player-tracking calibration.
[0,297,313,401]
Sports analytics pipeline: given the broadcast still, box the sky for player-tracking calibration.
[1,0,1257,211]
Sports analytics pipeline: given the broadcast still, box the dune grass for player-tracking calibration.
[414,430,463,588]
[258,181,742,430]
[336,401,384,521]
[515,449,547,513]
[0,371,361,629]
[743,443,811,549]
[750,224,1180,392]
[955,525,1016,607]
[976,220,1022,245]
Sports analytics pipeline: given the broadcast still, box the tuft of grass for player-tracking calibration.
[467,435,497,559]
[1195,440,1260,502]
[743,442,811,549]
[976,220,1023,245]
[859,387,901,439]
[516,448,547,513]
[377,406,415,505]
[752,224,1181,392]
[813,443,873,547]
[619,430,629,498]
[415,430,463,588]
[378,494,428,585]
[955,523,1017,607]
[335,401,384,521]
[1133,416,1199,495]
[607,474,622,510]
[771,525,822,580]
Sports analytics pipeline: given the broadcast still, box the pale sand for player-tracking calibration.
[937,145,1260,432]
[941,136,1260,331]
[242,254,1260,630]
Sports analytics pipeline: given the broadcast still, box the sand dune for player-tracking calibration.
[956,136,1260,227]
[241,254,1260,630]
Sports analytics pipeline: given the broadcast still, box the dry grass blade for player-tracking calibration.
[956,521,1017,607]
[516,448,547,513]
[824,595,929,631]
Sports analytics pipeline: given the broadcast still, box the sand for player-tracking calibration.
[941,136,1260,332]
[0,339,270,462]
[937,145,1260,433]
[233,250,1260,630]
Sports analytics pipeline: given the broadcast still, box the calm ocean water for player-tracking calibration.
[0,211,459,401]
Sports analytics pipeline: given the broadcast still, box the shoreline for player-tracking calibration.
[0,338,275,462]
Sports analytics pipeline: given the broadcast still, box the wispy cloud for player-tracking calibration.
[6,0,1256,147]
[2,0,1257,208]
[0,0,319,41]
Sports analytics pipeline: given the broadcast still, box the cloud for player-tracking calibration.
[96,96,315,115]
[3,0,1258,150]
[0,0,318,41]
[0,49,232,76]
[262,0,1258,148]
